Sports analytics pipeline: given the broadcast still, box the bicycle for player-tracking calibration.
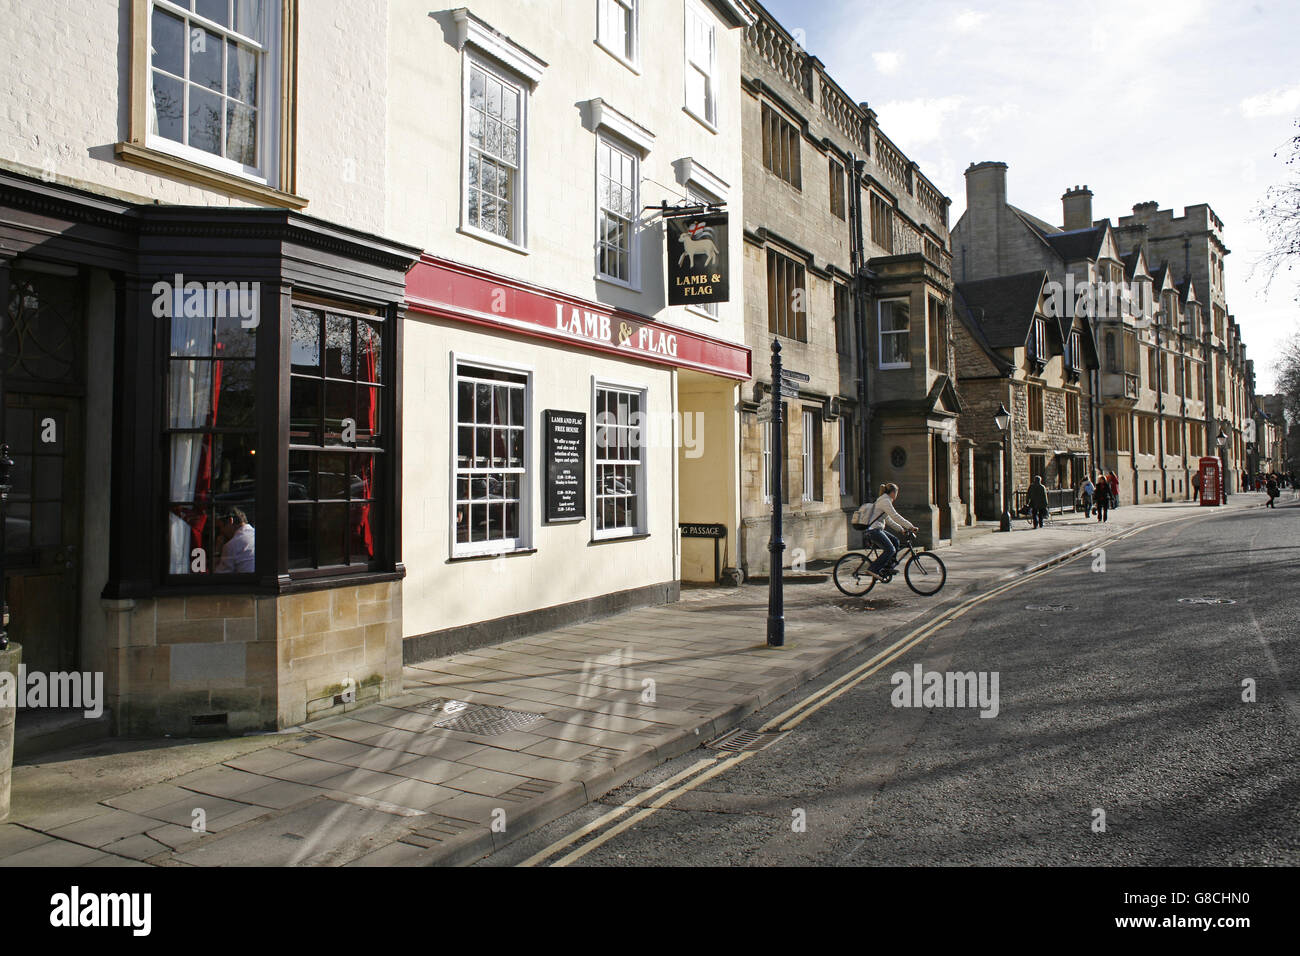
[833,529,947,597]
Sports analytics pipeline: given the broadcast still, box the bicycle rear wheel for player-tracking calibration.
[833,551,878,596]
[904,551,946,595]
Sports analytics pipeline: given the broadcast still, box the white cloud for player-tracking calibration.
[875,96,965,149]
[961,102,1022,142]
[952,10,987,33]
[1240,84,1300,118]
[872,51,904,75]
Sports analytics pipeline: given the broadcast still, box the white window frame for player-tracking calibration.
[596,0,639,71]
[1029,317,1047,365]
[595,134,640,290]
[683,0,718,131]
[592,378,649,540]
[878,297,911,369]
[145,0,281,184]
[450,354,534,558]
[461,54,529,252]
[801,409,815,502]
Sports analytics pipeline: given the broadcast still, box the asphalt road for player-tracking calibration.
[481,498,1300,866]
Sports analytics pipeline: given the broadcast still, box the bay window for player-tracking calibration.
[288,304,386,572]
[878,298,910,368]
[165,291,258,575]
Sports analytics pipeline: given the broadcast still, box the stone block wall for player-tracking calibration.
[101,581,402,736]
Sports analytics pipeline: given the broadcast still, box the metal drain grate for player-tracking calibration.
[706,728,787,753]
[426,698,544,736]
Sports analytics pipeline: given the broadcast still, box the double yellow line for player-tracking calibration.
[519,752,755,867]
[521,523,1164,867]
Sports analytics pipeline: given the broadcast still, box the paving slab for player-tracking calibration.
[48,809,165,848]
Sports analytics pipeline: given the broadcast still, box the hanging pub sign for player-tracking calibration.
[544,410,586,522]
[667,212,729,307]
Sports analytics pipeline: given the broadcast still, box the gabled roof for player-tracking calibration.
[954,270,1047,353]
[1150,263,1175,293]
[1122,249,1145,280]
[1176,276,1198,305]
[1044,227,1107,263]
[1009,204,1108,263]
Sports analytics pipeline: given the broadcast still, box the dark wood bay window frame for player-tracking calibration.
[103,208,418,600]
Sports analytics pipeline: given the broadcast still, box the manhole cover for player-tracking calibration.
[1025,604,1075,612]
[706,728,787,753]
[426,698,544,736]
[1178,597,1237,606]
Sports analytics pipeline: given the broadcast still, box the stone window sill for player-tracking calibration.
[115,142,308,209]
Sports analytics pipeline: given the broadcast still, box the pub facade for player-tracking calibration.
[0,0,752,741]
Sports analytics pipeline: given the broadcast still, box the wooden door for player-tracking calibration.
[5,270,85,673]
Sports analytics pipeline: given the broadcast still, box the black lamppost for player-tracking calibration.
[994,403,1012,531]
[0,442,10,650]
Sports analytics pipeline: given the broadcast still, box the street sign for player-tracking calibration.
[780,369,810,382]
[778,384,800,398]
[756,397,773,423]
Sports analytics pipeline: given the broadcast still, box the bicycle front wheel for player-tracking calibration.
[904,551,946,595]
[833,551,877,596]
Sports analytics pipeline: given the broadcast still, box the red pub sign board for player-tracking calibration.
[405,255,751,380]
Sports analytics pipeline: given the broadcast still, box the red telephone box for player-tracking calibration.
[1198,457,1222,506]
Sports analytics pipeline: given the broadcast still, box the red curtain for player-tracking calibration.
[191,349,222,565]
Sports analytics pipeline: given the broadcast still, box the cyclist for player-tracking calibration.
[852,481,918,580]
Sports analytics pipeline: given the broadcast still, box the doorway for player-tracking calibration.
[4,268,86,674]
[974,450,999,520]
[931,433,951,540]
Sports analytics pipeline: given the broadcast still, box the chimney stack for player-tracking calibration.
[965,161,1008,212]
[1062,185,1093,231]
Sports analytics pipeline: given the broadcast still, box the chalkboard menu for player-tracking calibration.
[544,410,586,522]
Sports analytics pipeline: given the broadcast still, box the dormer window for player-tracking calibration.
[1029,316,1047,369]
[1067,329,1082,373]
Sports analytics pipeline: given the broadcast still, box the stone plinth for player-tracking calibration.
[0,643,20,823]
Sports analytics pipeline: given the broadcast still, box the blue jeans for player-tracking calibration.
[867,529,899,573]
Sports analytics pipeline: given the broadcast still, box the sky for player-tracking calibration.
[758,0,1300,393]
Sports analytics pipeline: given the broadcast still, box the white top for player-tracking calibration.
[856,494,917,535]
[216,524,255,573]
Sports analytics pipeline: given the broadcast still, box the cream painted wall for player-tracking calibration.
[402,315,679,638]
[0,0,388,231]
[384,0,746,349]
[677,375,739,580]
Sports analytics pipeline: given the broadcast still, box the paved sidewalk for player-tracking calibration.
[0,495,1264,867]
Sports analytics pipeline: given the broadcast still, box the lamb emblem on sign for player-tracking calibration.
[677,220,719,268]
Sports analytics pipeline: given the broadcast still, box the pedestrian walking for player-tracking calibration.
[1266,476,1279,508]
[1079,476,1095,517]
[1028,475,1049,529]
[1107,471,1120,509]
[1094,474,1111,523]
